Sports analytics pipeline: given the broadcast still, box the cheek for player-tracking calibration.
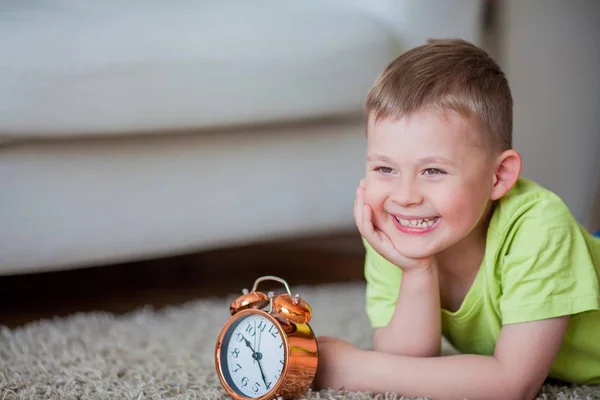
[436,185,490,225]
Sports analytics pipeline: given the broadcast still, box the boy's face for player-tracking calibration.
[364,109,496,259]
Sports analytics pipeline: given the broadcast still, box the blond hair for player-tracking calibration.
[365,39,512,153]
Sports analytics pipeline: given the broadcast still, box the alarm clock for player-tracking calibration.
[215,275,318,400]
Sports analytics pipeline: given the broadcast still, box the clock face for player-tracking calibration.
[220,312,286,398]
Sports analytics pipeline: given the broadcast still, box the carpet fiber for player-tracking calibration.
[1,282,598,399]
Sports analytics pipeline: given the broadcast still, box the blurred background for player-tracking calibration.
[1,0,599,328]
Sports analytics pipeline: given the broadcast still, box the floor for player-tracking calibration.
[0,230,366,329]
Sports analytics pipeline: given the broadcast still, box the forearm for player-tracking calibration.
[373,266,441,357]
[349,351,534,400]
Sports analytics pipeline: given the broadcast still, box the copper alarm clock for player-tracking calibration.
[215,276,318,399]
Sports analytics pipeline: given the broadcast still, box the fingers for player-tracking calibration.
[353,180,364,211]
[354,183,394,257]
[354,179,382,245]
[354,180,379,243]
[363,204,382,245]
[317,335,340,343]
[353,182,364,232]
[354,183,370,238]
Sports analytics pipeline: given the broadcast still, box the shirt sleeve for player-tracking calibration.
[363,238,403,328]
[499,197,600,325]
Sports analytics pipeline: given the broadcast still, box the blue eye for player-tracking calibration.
[423,168,445,175]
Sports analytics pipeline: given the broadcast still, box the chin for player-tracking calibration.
[386,224,453,258]
[387,235,439,259]
[394,244,438,260]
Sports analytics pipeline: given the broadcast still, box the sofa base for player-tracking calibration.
[0,118,366,275]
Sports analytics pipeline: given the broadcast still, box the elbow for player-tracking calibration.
[519,384,544,400]
[508,388,537,400]
[485,385,532,400]
[501,379,543,400]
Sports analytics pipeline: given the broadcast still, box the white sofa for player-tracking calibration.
[0,1,485,275]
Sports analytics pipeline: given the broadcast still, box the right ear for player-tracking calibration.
[490,149,522,201]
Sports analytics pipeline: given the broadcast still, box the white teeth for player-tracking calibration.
[395,216,438,228]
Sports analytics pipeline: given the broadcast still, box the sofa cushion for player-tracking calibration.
[0,1,401,139]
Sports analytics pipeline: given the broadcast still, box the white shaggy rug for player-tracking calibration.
[1,282,598,399]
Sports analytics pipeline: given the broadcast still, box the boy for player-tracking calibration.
[314,39,600,399]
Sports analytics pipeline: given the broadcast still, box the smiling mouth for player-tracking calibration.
[394,216,440,228]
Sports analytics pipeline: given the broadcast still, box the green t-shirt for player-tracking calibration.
[364,178,600,384]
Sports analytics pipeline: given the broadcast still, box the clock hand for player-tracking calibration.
[257,324,262,355]
[243,336,256,354]
[243,336,269,387]
[256,356,269,387]
[256,328,269,387]
[253,320,257,359]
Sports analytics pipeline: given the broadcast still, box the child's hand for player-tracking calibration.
[354,180,437,273]
[313,336,363,392]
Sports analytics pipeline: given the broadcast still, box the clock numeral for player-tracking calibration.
[257,320,267,332]
[234,363,242,373]
[236,332,244,342]
[252,382,261,393]
[245,324,256,337]
[231,348,240,358]
[279,342,283,348]
[266,381,272,390]
[241,377,249,387]
[269,324,278,338]
[280,359,284,365]
[274,371,281,380]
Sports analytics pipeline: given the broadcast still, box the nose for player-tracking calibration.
[390,176,423,207]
